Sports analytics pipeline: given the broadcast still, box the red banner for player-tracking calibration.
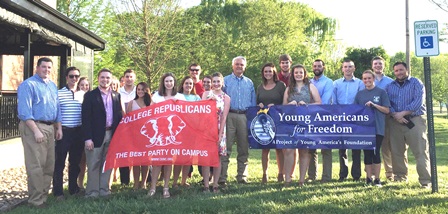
[104,99,219,171]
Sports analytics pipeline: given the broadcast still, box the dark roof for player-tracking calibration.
[0,0,105,50]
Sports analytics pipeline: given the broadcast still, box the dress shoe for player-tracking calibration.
[237,179,249,184]
[55,195,65,201]
[218,181,227,187]
[28,203,48,209]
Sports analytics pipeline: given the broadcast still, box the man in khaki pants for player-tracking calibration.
[220,56,256,185]
[17,57,62,208]
[385,62,431,188]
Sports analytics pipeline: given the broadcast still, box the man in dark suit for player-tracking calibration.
[82,68,122,198]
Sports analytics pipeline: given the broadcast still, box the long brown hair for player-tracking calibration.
[261,63,279,85]
[178,76,197,95]
[288,64,310,95]
[157,72,177,96]
[134,82,152,106]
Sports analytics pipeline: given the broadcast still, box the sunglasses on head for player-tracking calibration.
[68,74,80,79]
[190,69,200,72]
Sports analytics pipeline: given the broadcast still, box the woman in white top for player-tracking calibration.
[75,77,90,190]
[126,82,152,190]
[172,76,201,188]
[148,73,185,198]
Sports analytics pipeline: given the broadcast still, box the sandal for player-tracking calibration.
[298,182,304,187]
[147,189,156,197]
[140,182,147,190]
[262,174,268,184]
[163,188,170,198]
[277,173,284,182]
[203,187,210,193]
[212,186,219,193]
[283,181,291,188]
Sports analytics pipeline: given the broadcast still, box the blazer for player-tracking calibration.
[82,87,123,147]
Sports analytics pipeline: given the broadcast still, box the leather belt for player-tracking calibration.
[105,127,112,130]
[229,109,246,114]
[62,126,81,130]
[35,120,54,125]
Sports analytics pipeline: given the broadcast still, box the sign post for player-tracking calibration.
[414,20,439,193]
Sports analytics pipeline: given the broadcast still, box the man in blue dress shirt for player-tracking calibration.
[308,59,334,182]
[17,57,62,208]
[333,59,365,182]
[220,56,256,185]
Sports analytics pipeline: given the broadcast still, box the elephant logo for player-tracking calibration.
[141,115,186,147]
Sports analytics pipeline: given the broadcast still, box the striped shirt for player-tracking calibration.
[224,72,256,111]
[332,77,365,104]
[17,74,61,122]
[58,87,82,127]
[385,76,426,116]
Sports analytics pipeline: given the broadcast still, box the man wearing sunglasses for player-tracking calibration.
[189,63,204,97]
[53,67,84,200]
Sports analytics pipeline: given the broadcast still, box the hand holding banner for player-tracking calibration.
[104,99,219,171]
[247,104,376,150]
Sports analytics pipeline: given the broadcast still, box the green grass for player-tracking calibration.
[9,116,448,214]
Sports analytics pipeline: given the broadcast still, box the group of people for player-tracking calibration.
[17,54,431,208]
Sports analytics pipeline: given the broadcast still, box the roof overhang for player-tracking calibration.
[0,0,106,51]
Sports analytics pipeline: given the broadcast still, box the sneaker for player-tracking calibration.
[365,178,373,186]
[421,183,431,189]
[373,179,382,187]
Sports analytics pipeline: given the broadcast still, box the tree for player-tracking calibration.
[57,0,110,35]
[173,0,339,87]
[430,0,448,12]
[111,0,183,88]
[344,47,389,78]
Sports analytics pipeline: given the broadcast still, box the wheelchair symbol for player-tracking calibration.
[420,36,433,49]
[422,39,431,48]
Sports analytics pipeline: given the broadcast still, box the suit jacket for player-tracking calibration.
[82,87,123,147]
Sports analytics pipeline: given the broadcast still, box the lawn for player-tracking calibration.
[9,116,448,214]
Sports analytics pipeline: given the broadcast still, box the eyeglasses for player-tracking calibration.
[68,75,80,79]
[190,69,200,72]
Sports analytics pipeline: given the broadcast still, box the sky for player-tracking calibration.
[181,0,448,55]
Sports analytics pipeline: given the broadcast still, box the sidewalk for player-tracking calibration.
[0,138,24,170]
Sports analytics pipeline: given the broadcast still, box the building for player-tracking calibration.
[0,0,106,140]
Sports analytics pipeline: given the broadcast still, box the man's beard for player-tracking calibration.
[313,70,323,77]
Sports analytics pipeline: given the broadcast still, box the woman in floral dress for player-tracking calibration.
[201,72,230,193]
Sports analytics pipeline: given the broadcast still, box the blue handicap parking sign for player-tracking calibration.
[420,36,434,49]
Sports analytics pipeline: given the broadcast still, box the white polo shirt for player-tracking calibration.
[119,86,136,113]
